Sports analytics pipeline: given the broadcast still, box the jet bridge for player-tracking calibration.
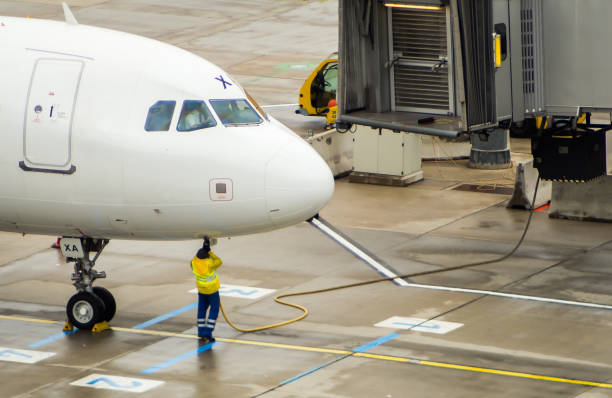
[337,0,612,190]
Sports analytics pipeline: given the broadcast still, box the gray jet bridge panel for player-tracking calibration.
[493,0,513,122]
[542,0,612,115]
[338,0,612,132]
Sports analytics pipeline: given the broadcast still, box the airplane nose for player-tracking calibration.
[265,141,334,227]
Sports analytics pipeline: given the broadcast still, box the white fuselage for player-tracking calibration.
[0,17,334,240]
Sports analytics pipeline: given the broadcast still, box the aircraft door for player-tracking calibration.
[22,59,83,173]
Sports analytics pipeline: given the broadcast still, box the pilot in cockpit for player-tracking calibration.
[178,100,215,132]
[214,103,233,125]
[183,102,207,130]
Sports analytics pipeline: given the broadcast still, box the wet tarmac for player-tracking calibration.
[2,1,612,397]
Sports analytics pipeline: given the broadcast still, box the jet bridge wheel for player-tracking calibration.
[66,291,106,330]
[93,286,116,322]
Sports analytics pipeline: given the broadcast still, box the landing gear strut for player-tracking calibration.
[61,237,115,331]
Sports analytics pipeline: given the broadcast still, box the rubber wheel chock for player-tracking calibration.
[91,321,110,333]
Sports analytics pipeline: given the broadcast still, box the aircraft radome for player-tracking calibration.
[0,4,334,330]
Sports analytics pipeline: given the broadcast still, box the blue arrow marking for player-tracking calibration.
[215,75,232,89]
[87,377,142,389]
[0,349,32,358]
[220,288,258,296]
[393,322,440,329]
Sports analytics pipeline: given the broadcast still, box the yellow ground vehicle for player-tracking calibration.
[296,53,338,126]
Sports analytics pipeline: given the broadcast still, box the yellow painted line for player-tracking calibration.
[0,315,58,324]
[112,327,351,355]
[419,360,612,389]
[354,352,413,363]
[111,327,198,339]
[356,353,612,388]
[4,316,612,389]
[113,327,350,355]
[111,326,612,389]
[217,337,352,355]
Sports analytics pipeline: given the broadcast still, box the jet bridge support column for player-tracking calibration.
[468,128,511,169]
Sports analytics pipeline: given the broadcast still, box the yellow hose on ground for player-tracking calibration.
[220,177,541,333]
[220,292,308,332]
[219,244,523,332]
[219,261,506,332]
[220,277,402,332]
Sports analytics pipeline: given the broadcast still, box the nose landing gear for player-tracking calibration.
[66,291,105,330]
[61,237,114,331]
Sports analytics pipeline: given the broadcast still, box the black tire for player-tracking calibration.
[93,286,116,322]
[66,292,106,330]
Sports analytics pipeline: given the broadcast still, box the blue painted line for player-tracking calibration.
[28,329,78,349]
[140,341,219,374]
[279,333,400,386]
[393,321,440,329]
[352,333,400,353]
[133,302,197,329]
[26,301,196,352]
[28,301,197,350]
[27,301,195,349]
[280,360,334,386]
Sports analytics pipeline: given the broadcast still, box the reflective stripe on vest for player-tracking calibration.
[194,272,217,284]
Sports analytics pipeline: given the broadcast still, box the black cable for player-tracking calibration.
[270,174,542,306]
[330,173,539,287]
[403,174,540,276]
[228,175,542,334]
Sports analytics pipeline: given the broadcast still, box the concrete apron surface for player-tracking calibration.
[3,1,612,398]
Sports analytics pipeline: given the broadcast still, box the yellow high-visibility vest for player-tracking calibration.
[191,251,222,294]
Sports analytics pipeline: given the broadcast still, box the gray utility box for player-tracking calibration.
[351,126,423,186]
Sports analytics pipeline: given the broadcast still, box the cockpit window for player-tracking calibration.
[209,99,263,126]
[177,100,217,132]
[246,91,269,121]
[145,100,176,131]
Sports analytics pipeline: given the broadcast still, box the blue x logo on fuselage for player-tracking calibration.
[215,75,232,89]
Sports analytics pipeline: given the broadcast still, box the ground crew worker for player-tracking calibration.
[191,238,222,342]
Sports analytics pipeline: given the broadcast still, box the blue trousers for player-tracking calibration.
[197,291,220,338]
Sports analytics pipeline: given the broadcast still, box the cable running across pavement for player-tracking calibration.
[219,177,543,333]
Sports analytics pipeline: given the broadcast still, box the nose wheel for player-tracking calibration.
[67,291,106,330]
[92,286,116,322]
[61,237,115,331]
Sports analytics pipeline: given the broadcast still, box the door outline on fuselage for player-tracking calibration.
[20,57,84,174]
